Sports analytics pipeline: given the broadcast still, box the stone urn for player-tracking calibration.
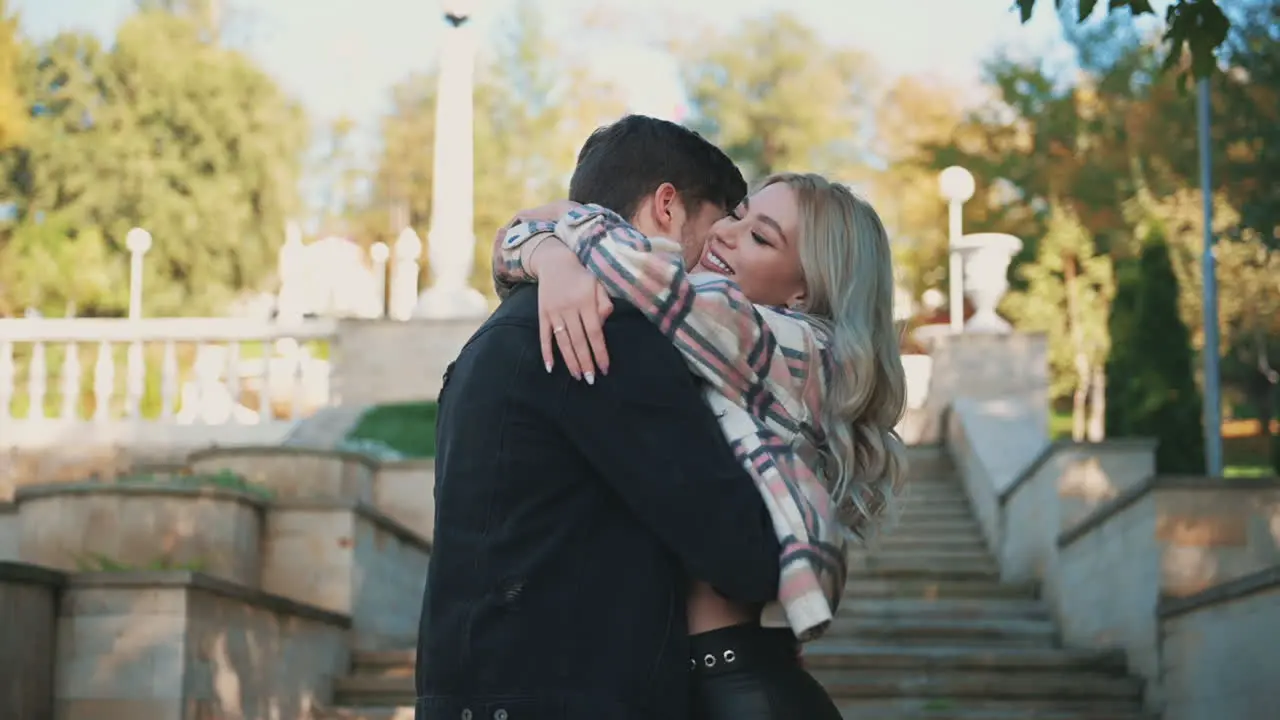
[953,232,1022,333]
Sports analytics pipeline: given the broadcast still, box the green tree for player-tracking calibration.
[1014,0,1230,79]
[1005,206,1114,440]
[677,11,875,180]
[1105,228,1206,474]
[0,0,24,151]
[0,8,307,317]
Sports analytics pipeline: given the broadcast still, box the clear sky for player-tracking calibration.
[16,0,1077,133]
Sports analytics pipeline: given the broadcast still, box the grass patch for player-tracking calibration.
[74,553,207,573]
[115,470,274,501]
[344,401,438,459]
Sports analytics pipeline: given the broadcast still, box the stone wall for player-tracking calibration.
[55,571,349,720]
[0,502,16,561]
[996,438,1155,589]
[332,317,482,405]
[1159,567,1280,720]
[261,500,430,649]
[1054,477,1280,709]
[16,484,266,586]
[188,447,377,504]
[0,562,62,720]
[374,460,436,542]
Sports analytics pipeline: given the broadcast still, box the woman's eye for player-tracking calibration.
[752,232,770,246]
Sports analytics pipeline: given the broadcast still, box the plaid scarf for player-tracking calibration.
[494,204,849,641]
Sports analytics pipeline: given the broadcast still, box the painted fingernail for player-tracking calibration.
[584,372,595,385]
[545,361,552,373]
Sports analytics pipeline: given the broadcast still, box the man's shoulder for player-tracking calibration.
[492,284,648,326]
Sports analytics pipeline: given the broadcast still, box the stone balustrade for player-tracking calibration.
[0,317,338,434]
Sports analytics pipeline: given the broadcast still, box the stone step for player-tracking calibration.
[333,675,416,707]
[901,484,969,496]
[351,649,415,676]
[825,616,1057,646]
[802,644,1126,674]
[885,515,983,527]
[870,536,989,553]
[314,707,413,720]
[838,597,1049,620]
[855,564,1002,582]
[900,498,973,511]
[836,700,1150,720]
[844,578,1038,600]
[330,671,1140,713]
[851,548,996,565]
[901,502,977,517]
[815,670,1142,700]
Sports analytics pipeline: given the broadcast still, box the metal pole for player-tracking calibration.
[948,200,964,332]
[1197,77,1223,476]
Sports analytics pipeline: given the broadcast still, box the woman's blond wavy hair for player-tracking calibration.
[756,172,908,539]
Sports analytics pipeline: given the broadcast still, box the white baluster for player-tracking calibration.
[126,341,145,419]
[291,341,305,420]
[93,341,114,421]
[161,340,178,420]
[192,342,207,425]
[0,341,13,422]
[226,341,241,422]
[258,340,274,423]
[28,341,46,420]
[61,342,81,421]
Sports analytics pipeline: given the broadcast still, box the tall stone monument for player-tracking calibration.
[414,0,488,319]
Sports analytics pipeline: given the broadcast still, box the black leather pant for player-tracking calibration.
[689,624,842,720]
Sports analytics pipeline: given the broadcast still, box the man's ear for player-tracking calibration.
[651,182,685,237]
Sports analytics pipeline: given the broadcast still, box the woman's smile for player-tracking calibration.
[699,244,735,276]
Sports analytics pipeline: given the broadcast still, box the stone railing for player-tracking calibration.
[1159,566,1280,720]
[948,392,1280,714]
[0,317,338,446]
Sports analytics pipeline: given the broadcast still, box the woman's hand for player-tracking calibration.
[529,241,612,383]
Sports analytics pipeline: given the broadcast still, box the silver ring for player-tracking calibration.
[553,325,566,334]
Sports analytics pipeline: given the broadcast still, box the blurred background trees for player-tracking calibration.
[0,0,1275,472]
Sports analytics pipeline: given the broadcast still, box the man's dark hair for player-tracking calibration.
[569,115,747,221]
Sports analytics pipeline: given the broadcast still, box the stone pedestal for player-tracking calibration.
[332,317,483,405]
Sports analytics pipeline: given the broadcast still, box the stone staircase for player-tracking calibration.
[319,447,1149,720]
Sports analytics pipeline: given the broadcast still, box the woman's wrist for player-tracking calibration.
[526,237,575,278]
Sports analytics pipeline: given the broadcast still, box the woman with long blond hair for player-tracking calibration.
[496,172,908,719]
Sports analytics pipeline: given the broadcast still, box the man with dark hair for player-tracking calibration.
[415,115,774,720]
[569,114,747,236]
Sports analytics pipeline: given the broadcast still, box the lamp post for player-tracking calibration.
[125,228,152,321]
[415,0,487,319]
[938,166,976,333]
[1196,77,1223,476]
